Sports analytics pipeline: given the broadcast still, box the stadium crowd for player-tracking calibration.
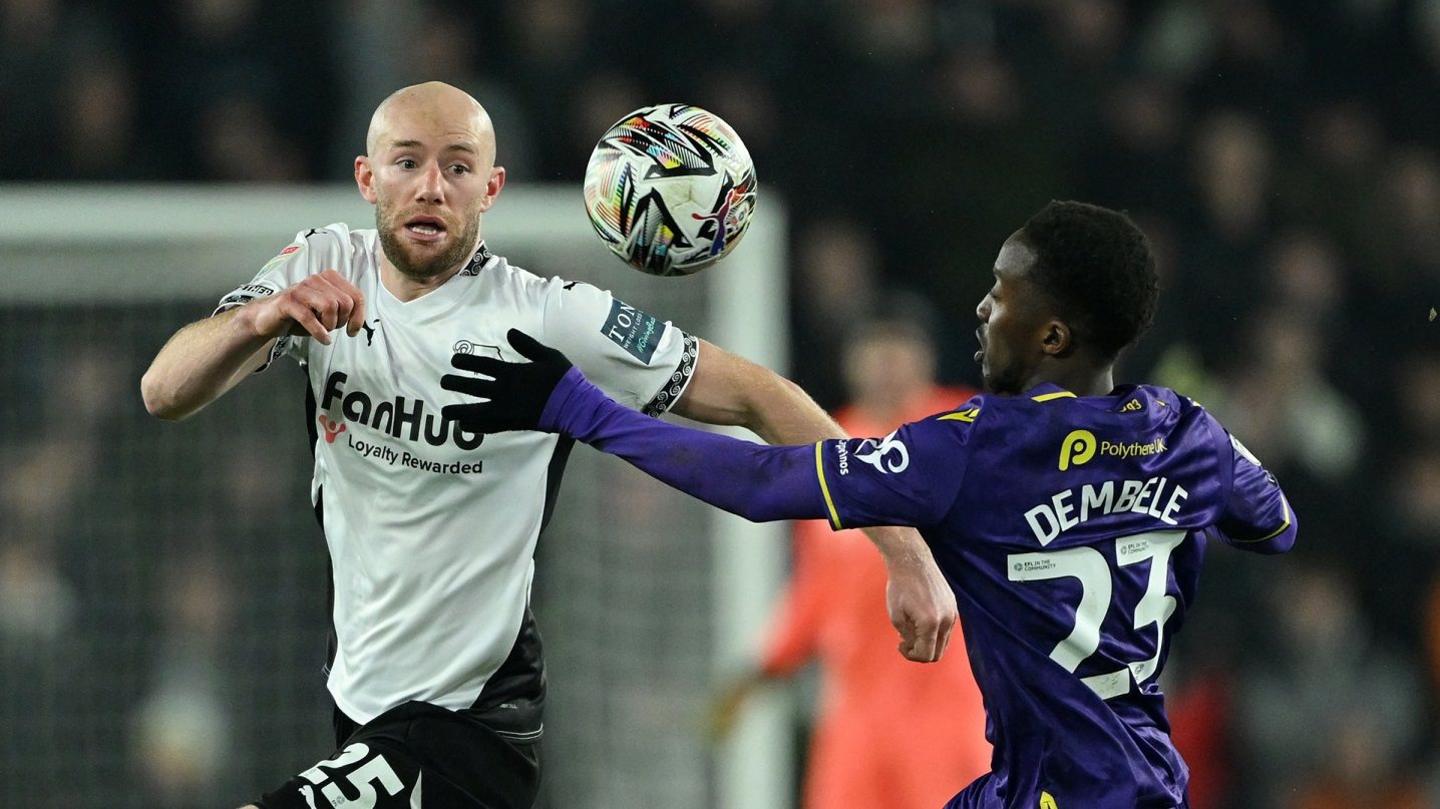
[2,0,1439,807]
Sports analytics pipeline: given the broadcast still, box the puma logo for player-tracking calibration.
[360,319,379,346]
[318,415,347,443]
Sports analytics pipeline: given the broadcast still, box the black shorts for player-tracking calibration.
[255,700,541,809]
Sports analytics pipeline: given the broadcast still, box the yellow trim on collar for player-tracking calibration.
[939,407,980,422]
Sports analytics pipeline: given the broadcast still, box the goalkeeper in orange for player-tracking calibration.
[710,320,991,809]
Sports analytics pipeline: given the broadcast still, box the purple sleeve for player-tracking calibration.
[814,414,974,531]
[541,368,832,522]
[1213,430,1297,554]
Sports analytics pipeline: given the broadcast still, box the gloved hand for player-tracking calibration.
[441,329,574,433]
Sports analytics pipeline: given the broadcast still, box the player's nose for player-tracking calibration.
[415,162,445,205]
[975,295,991,322]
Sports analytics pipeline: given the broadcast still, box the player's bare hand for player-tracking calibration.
[875,531,957,663]
[244,270,366,345]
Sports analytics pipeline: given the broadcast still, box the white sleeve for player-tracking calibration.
[214,225,350,372]
[539,279,699,415]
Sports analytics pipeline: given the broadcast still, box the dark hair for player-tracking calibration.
[1019,200,1159,358]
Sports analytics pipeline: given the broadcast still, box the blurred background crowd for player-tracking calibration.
[2,0,1439,807]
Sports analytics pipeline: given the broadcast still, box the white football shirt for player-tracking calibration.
[217,223,699,726]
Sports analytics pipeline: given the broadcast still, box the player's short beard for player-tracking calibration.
[375,197,483,281]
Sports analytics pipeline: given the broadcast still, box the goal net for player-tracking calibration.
[0,186,791,809]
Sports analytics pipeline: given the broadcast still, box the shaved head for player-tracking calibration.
[355,81,507,287]
[365,81,496,163]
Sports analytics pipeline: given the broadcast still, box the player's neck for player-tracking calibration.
[379,253,465,302]
[1028,364,1114,397]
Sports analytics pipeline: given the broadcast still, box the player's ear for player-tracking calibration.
[479,165,506,212]
[355,156,378,204]
[1041,319,1074,357]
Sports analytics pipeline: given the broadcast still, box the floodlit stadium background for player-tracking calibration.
[2,1,1438,808]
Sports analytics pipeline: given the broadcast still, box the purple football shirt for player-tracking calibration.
[537,370,1296,809]
[813,382,1294,809]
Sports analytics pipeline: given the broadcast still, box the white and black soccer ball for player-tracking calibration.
[583,104,758,277]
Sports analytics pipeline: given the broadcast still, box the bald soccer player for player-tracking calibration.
[141,82,956,809]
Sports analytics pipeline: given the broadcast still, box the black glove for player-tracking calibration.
[441,329,574,433]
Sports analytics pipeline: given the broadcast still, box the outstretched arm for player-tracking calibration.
[444,329,966,523]
[556,365,833,520]
[443,332,902,523]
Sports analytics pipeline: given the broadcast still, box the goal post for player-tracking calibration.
[0,185,792,809]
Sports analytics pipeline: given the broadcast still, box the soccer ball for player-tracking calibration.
[583,104,758,277]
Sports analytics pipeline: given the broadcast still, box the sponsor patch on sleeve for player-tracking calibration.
[600,298,664,363]
[215,281,282,313]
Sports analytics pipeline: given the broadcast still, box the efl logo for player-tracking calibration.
[1058,429,1097,471]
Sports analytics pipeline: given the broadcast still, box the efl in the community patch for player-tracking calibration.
[601,298,663,363]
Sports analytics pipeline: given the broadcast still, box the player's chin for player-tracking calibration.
[983,364,1019,395]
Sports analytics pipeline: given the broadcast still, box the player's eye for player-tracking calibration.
[449,164,471,175]
[396,158,417,170]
